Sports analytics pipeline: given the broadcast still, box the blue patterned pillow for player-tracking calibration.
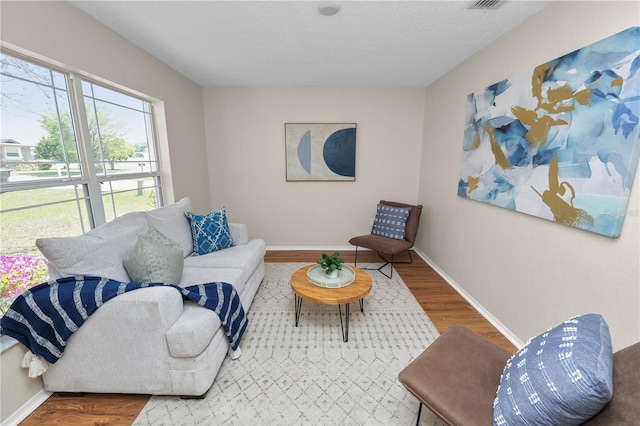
[493,314,613,426]
[371,204,410,240]
[184,207,235,255]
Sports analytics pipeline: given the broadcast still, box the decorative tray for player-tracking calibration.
[307,265,355,288]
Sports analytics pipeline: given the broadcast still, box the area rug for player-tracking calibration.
[133,263,445,425]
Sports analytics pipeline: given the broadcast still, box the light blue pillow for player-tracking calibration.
[371,204,410,240]
[123,226,184,284]
[493,314,613,426]
[184,207,235,255]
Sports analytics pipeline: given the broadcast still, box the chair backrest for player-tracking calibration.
[379,200,423,245]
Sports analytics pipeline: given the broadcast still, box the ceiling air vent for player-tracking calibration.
[467,0,506,10]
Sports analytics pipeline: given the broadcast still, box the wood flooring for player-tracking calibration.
[19,250,516,425]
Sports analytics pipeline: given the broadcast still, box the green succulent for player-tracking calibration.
[317,252,345,275]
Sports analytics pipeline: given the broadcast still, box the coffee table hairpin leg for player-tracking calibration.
[337,304,350,342]
[294,294,303,327]
[294,297,366,343]
[338,299,366,342]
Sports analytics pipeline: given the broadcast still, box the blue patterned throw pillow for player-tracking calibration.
[493,314,613,426]
[371,204,410,240]
[184,207,235,255]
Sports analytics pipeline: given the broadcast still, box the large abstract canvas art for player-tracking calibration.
[459,27,640,238]
[285,123,356,181]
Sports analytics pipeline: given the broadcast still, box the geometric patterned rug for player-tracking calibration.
[133,263,445,425]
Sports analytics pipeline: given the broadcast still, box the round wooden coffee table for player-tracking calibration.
[290,264,372,342]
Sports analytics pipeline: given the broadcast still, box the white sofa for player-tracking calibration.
[35,197,266,396]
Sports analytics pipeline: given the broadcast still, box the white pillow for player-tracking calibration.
[36,211,148,282]
[145,196,193,257]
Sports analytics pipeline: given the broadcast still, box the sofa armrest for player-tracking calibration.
[166,301,221,358]
[42,286,185,393]
[229,223,249,245]
[58,286,184,351]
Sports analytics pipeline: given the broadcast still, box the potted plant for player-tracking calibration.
[317,252,345,279]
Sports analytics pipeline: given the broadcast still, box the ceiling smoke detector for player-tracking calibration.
[318,3,340,16]
[467,0,506,10]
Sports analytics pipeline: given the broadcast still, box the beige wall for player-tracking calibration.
[203,88,425,245]
[0,344,49,424]
[418,0,640,351]
[0,1,210,422]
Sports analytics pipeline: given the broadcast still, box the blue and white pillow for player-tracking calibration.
[371,204,410,240]
[184,207,235,256]
[493,313,613,426]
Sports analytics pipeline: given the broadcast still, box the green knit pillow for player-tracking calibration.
[123,226,184,284]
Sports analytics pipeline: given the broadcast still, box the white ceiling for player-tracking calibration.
[70,0,550,88]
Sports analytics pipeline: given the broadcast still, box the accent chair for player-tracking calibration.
[349,200,423,278]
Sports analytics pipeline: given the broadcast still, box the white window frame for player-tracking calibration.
[1,48,164,226]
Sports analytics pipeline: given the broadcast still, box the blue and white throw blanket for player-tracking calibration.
[0,276,247,369]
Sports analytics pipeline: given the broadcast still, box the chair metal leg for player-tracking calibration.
[376,249,415,278]
[354,247,415,278]
[374,254,394,278]
[354,246,359,268]
[416,402,423,426]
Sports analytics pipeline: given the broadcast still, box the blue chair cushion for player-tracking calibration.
[493,313,613,425]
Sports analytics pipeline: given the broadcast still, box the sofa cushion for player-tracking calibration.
[145,197,194,257]
[36,211,148,282]
[185,207,235,255]
[183,239,266,285]
[179,267,245,295]
[493,314,613,426]
[123,226,184,284]
[229,223,249,246]
[371,203,410,240]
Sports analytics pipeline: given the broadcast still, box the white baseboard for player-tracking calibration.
[1,389,52,426]
[412,248,523,349]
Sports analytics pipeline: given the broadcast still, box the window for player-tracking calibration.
[0,51,164,314]
[4,147,21,158]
